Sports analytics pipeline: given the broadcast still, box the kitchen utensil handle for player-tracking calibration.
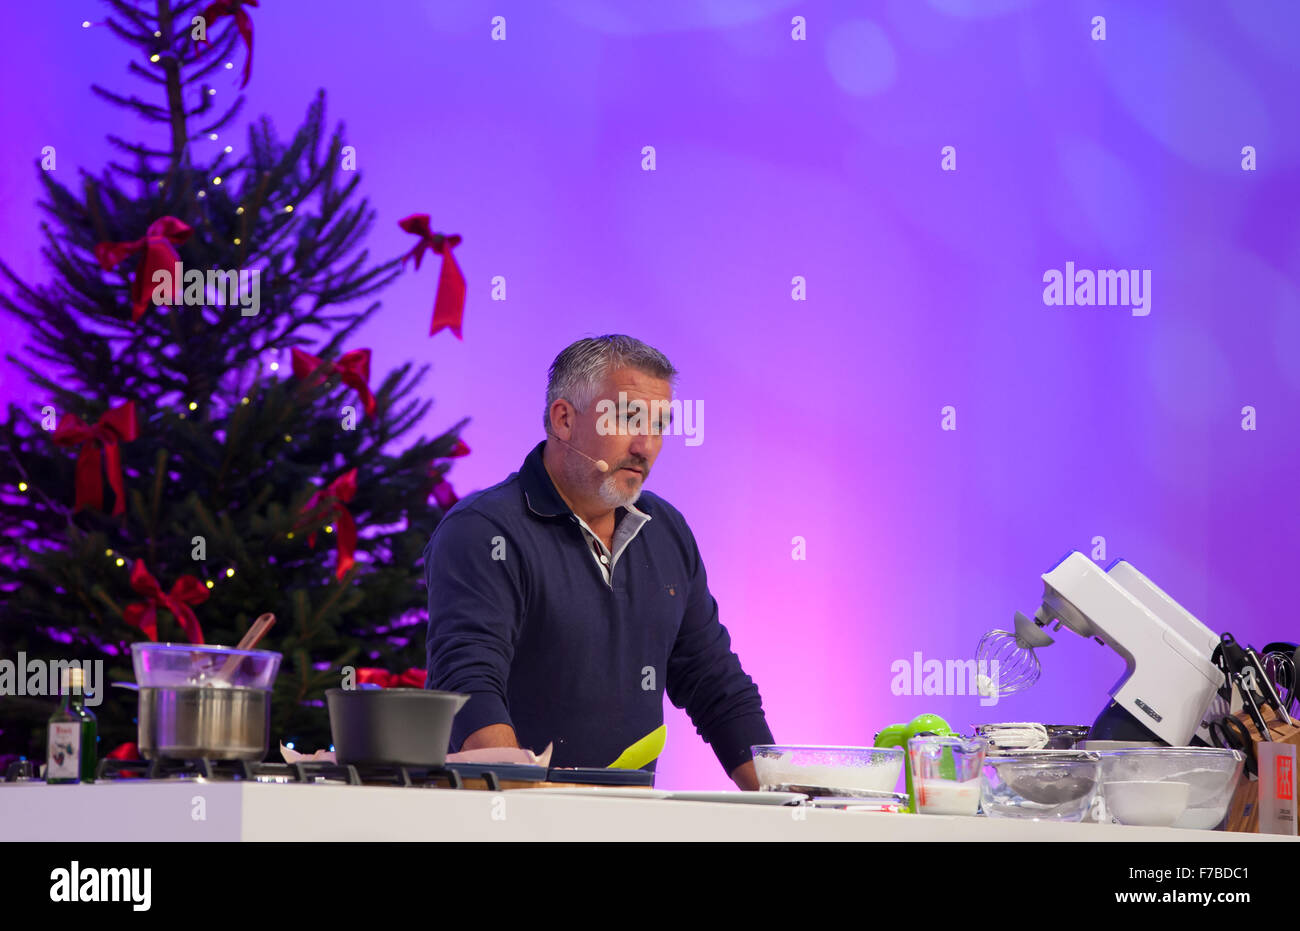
[1233,672,1272,740]
[215,613,276,682]
[1244,646,1291,725]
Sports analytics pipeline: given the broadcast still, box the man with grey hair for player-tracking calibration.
[424,335,773,788]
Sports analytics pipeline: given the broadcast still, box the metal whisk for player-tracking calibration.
[1262,647,1298,716]
[975,611,1056,698]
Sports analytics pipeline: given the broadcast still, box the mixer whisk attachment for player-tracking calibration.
[975,611,1056,698]
[1262,647,1298,716]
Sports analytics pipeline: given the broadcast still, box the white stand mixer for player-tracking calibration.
[986,551,1224,746]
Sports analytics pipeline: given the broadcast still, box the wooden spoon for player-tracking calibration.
[213,613,276,684]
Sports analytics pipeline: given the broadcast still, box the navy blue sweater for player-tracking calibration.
[423,441,773,775]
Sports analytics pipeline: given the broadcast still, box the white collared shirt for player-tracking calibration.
[571,502,651,586]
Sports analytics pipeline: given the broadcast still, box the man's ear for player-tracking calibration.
[549,399,574,439]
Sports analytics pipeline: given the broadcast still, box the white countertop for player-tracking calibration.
[0,782,1293,841]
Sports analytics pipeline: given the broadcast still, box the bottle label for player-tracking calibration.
[47,722,82,780]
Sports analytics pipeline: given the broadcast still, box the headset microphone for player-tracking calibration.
[546,429,610,472]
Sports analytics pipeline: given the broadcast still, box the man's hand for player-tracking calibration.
[729,758,759,791]
[461,723,520,751]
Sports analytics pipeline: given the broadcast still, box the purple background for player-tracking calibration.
[3,0,1298,789]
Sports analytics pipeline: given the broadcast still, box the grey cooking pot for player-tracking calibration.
[325,688,469,767]
[137,685,271,760]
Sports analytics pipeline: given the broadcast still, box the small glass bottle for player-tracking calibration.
[45,667,98,784]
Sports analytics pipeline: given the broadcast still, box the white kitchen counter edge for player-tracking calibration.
[0,782,1292,842]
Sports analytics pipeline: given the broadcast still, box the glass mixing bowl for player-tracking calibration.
[1098,747,1245,830]
[131,642,282,690]
[981,750,1101,821]
[751,745,905,797]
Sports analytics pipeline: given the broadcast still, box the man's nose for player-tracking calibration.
[627,431,656,462]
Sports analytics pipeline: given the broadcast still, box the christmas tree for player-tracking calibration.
[0,0,469,766]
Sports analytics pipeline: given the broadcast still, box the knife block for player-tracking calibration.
[1223,706,1299,833]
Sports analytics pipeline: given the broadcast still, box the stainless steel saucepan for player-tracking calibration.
[125,641,282,761]
[137,685,270,760]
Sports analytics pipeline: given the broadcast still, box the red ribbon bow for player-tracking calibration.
[94,217,193,322]
[123,560,209,644]
[50,401,139,516]
[431,478,458,510]
[291,347,377,416]
[197,0,258,88]
[425,440,468,509]
[426,465,459,510]
[398,214,467,339]
[355,667,426,689]
[298,469,359,580]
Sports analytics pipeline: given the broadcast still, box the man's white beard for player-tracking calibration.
[597,471,642,508]
[560,451,642,508]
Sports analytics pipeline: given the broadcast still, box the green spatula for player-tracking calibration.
[608,724,667,769]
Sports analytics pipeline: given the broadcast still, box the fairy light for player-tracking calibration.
[286,532,296,540]
[149,53,160,63]
[197,190,206,198]
[188,402,197,411]
[82,21,91,27]
[325,525,334,534]
[205,580,214,589]
[209,133,218,141]
[225,61,234,70]
[115,558,125,567]
[225,567,235,578]
[284,204,294,213]
[208,88,216,96]
[105,549,113,557]
[224,145,233,154]
[213,177,222,185]
[18,482,27,492]
[283,434,292,443]
[236,206,244,215]
[153,30,161,37]
[240,397,250,405]
[269,362,280,372]
[233,238,241,245]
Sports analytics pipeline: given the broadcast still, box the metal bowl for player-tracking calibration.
[1044,725,1092,749]
[137,686,270,761]
[973,723,1092,751]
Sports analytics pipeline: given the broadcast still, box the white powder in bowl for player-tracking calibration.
[754,752,903,794]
